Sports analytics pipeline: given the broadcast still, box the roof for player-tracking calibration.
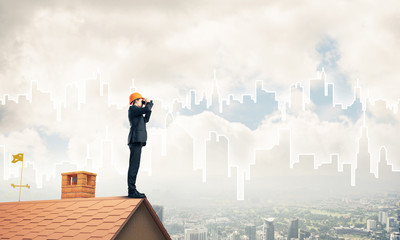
[0,196,170,240]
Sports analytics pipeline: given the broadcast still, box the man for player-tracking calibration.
[127,92,153,198]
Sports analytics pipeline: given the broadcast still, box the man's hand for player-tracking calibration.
[144,98,150,103]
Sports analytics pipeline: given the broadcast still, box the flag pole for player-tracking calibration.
[19,160,23,202]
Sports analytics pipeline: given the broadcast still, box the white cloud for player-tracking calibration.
[0,128,48,182]
[1,0,399,105]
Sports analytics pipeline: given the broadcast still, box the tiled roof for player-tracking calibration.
[0,196,149,240]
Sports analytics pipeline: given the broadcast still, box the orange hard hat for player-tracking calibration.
[129,92,143,105]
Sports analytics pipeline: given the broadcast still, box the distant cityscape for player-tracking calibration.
[165,193,400,240]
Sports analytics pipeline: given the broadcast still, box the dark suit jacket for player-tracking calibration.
[127,101,153,146]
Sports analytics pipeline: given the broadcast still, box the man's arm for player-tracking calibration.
[144,100,153,123]
[130,104,151,117]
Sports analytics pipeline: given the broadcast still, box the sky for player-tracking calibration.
[1,0,400,106]
[1,0,400,202]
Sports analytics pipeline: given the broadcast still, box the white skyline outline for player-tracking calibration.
[0,69,399,200]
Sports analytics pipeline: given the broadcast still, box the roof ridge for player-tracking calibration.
[0,196,135,205]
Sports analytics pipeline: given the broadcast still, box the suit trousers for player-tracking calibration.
[128,142,143,191]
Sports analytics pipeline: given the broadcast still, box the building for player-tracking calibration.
[256,230,265,240]
[230,230,240,240]
[397,210,400,232]
[380,211,388,225]
[388,217,397,232]
[153,205,164,223]
[263,218,275,240]
[245,224,256,240]
[367,219,377,230]
[0,171,171,240]
[185,227,207,240]
[391,232,400,240]
[287,218,299,240]
[333,227,370,236]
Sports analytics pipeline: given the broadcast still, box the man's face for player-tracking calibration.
[134,98,143,107]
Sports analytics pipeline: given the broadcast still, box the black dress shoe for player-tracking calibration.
[134,189,146,198]
[127,188,146,198]
[128,192,146,198]
[134,189,146,197]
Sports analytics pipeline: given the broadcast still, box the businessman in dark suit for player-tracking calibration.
[127,92,153,198]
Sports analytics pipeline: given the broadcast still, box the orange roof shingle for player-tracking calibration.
[0,197,144,240]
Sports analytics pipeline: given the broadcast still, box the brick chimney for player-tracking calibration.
[61,171,97,199]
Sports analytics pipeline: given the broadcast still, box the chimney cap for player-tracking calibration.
[61,171,97,176]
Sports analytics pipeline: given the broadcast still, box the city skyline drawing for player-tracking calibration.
[1,69,399,204]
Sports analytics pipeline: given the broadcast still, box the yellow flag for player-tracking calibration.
[12,153,24,163]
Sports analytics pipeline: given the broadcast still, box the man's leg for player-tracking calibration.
[128,142,142,193]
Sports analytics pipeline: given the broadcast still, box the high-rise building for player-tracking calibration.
[263,218,274,240]
[380,211,389,225]
[245,224,256,240]
[397,210,400,232]
[153,205,164,223]
[230,231,240,240]
[287,218,299,240]
[388,217,396,232]
[256,230,264,240]
[185,227,207,240]
[367,219,377,230]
